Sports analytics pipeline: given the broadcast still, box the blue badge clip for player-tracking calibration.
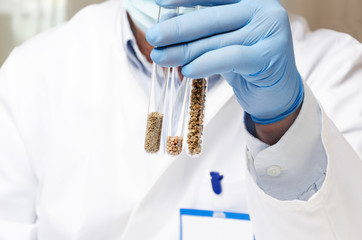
[210,172,223,195]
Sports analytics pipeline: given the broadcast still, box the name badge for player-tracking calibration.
[180,209,254,240]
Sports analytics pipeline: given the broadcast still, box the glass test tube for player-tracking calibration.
[186,78,207,157]
[185,6,208,157]
[144,7,169,154]
[164,7,190,156]
[166,67,190,156]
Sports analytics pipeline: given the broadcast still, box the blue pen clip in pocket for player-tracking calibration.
[210,172,223,195]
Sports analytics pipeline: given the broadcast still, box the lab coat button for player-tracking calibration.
[267,166,281,177]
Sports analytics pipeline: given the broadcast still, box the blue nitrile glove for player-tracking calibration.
[146,0,304,124]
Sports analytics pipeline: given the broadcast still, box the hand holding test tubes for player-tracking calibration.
[147,0,304,125]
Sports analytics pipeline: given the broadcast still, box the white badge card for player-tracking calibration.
[180,209,254,240]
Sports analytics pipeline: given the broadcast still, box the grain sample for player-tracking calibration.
[144,112,163,153]
[166,136,183,155]
[187,78,207,155]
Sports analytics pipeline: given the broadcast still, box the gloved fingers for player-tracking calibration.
[150,23,261,67]
[181,44,265,79]
[155,0,240,8]
[146,2,254,47]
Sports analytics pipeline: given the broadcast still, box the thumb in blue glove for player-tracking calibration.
[146,0,304,124]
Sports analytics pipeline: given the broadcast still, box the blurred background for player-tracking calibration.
[0,0,361,66]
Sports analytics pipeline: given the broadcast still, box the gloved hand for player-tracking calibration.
[146,0,304,124]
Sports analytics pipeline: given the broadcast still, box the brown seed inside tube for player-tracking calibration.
[187,78,207,155]
[166,136,183,156]
[144,112,163,153]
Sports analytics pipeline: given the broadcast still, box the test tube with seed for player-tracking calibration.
[184,5,207,157]
[186,78,207,156]
[166,66,190,156]
[164,7,187,156]
[144,7,170,154]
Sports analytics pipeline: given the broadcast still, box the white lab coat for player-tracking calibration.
[0,0,361,239]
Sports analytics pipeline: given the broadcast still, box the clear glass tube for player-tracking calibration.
[166,68,190,156]
[177,5,208,157]
[144,7,169,154]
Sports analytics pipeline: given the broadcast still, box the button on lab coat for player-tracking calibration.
[0,0,362,239]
